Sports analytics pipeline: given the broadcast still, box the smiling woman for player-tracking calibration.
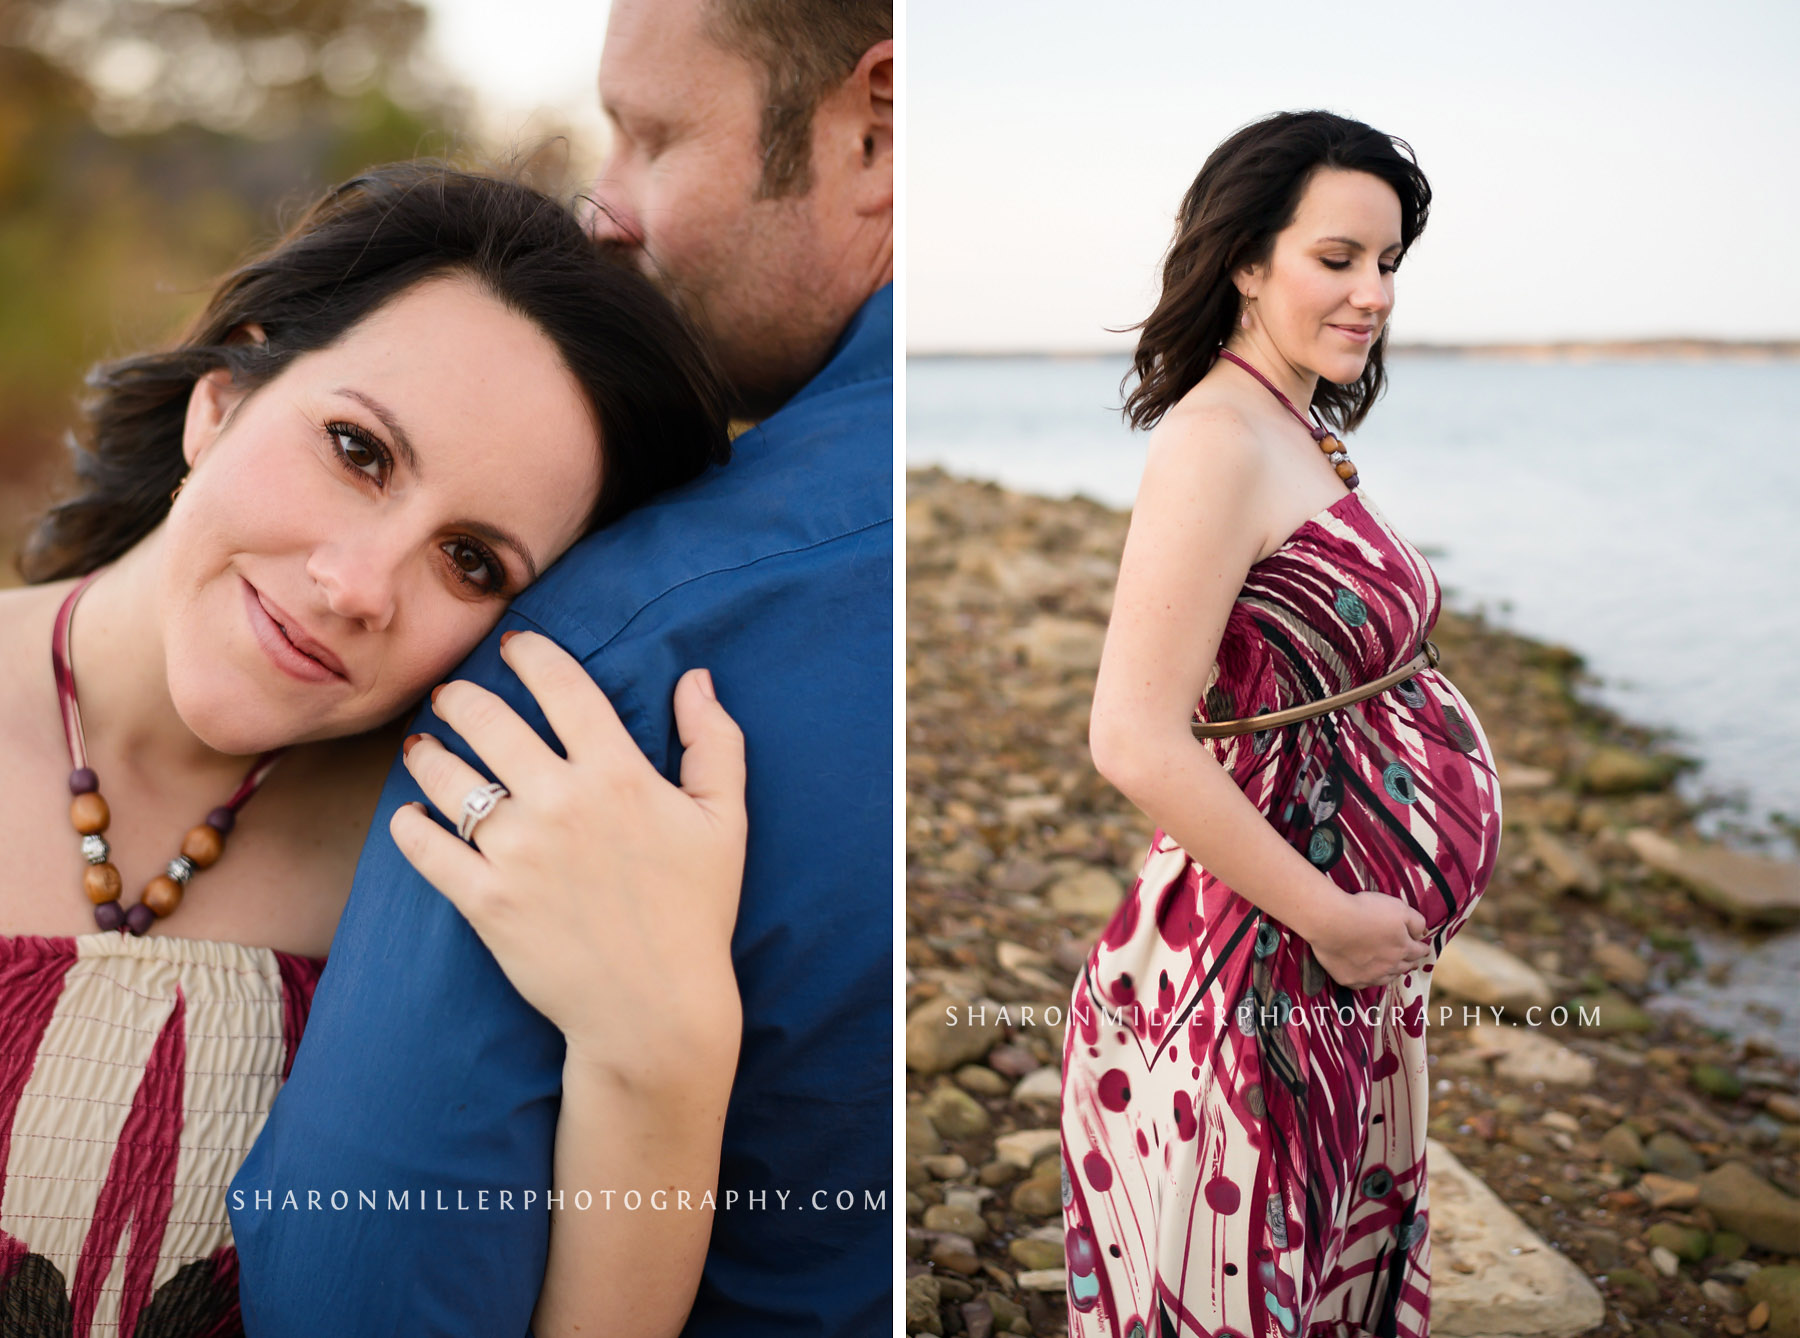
[0,162,741,1336]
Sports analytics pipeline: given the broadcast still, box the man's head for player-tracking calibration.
[590,0,893,418]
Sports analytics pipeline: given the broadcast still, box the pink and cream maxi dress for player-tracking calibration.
[1062,488,1503,1338]
[0,932,323,1336]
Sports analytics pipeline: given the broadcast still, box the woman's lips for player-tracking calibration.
[241,579,346,685]
[1329,324,1374,344]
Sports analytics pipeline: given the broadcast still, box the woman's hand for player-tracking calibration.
[390,629,747,1086]
[1300,885,1432,992]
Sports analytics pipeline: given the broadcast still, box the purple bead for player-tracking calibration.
[93,900,125,932]
[69,767,99,795]
[1345,474,1361,489]
[125,903,156,937]
[205,806,236,835]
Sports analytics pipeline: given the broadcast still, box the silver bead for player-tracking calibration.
[82,834,111,865]
[166,855,196,886]
[1328,450,1350,464]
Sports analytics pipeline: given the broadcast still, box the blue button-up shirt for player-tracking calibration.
[231,286,893,1337]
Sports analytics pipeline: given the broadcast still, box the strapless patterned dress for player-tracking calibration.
[0,932,323,1337]
[1062,488,1503,1338]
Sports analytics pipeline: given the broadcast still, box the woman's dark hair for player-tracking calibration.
[1124,110,1431,434]
[21,161,733,582]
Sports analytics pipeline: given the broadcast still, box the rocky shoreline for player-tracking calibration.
[904,468,1800,1338]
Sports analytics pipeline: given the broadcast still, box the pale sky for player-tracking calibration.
[910,0,1800,352]
[420,0,613,169]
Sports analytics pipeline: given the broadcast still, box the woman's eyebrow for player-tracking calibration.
[335,387,420,475]
[1317,235,1404,254]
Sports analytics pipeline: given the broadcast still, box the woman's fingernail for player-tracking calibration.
[431,684,446,705]
[695,668,716,700]
[500,629,520,648]
[403,733,424,757]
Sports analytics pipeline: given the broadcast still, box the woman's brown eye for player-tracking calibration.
[442,540,503,594]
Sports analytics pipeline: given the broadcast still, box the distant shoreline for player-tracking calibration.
[909,338,1800,362]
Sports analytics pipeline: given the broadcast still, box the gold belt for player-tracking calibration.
[1191,640,1441,739]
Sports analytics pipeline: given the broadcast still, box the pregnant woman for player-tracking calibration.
[1062,112,1503,1338]
[0,163,745,1335]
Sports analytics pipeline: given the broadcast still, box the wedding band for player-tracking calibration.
[456,781,509,842]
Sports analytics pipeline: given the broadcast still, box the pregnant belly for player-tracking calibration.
[1283,672,1503,938]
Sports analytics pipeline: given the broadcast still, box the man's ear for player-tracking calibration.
[847,39,893,215]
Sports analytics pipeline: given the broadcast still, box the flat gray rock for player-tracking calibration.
[1626,828,1800,927]
[1429,1138,1605,1337]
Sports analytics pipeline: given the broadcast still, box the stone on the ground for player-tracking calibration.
[906,1273,944,1335]
[1589,938,1650,988]
[1015,1268,1066,1291]
[1745,1266,1800,1337]
[923,1084,992,1140]
[1700,1163,1800,1255]
[1573,990,1654,1034]
[1010,1159,1063,1218]
[1428,1139,1605,1336]
[922,1202,988,1244]
[1434,937,1554,1015]
[1637,1173,1701,1210]
[1499,762,1558,792]
[1625,829,1800,928]
[1645,1131,1705,1181]
[1465,1022,1596,1086]
[1580,745,1675,794]
[1645,1221,1710,1263]
[1011,1067,1063,1106]
[1008,1237,1063,1270]
[908,1105,945,1157]
[992,1128,1061,1169]
[1599,1122,1647,1169]
[1006,616,1106,673]
[1046,864,1123,919]
[956,1064,1011,1096]
[1529,826,1605,897]
[908,1000,1006,1074]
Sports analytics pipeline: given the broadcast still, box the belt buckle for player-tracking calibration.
[1422,639,1440,668]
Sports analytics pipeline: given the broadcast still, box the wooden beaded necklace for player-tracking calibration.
[53,570,284,935]
[1215,347,1360,488]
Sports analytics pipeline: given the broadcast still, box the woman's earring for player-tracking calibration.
[1240,292,1255,330]
[170,471,190,504]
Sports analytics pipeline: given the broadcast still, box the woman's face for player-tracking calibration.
[1242,167,1403,386]
[159,274,602,755]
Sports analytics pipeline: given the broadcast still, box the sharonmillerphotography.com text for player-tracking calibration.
[948,1000,1617,1032]
[230,1187,888,1214]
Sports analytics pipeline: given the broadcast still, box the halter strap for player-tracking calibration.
[1216,348,1332,443]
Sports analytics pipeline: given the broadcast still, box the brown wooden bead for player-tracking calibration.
[180,824,225,869]
[83,862,122,904]
[1318,435,1342,454]
[1334,458,1358,480]
[70,792,110,835]
[142,876,183,918]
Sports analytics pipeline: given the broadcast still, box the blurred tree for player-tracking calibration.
[4,0,446,137]
[0,0,473,577]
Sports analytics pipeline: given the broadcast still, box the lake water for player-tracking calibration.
[908,355,1800,844]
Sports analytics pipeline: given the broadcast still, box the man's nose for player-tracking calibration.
[584,167,644,250]
[307,539,400,633]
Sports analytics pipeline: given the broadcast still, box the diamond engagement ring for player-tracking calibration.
[456,782,510,842]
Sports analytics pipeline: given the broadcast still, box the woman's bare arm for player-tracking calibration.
[530,1011,740,1338]
[1088,406,1428,985]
